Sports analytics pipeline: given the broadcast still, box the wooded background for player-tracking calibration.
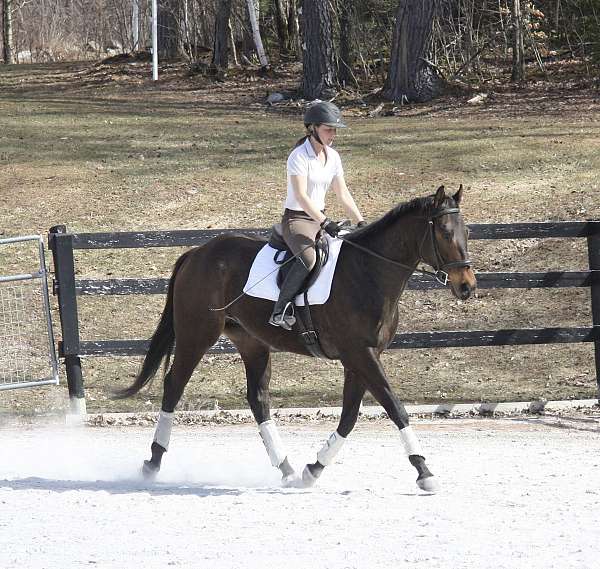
[1,1,599,101]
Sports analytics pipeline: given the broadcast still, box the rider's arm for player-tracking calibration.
[289,175,328,225]
[331,175,364,225]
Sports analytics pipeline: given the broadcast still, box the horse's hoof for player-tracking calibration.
[281,467,315,489]
[417,475,440,494]
[300,465,318,488]
[281,471,303,488]
[142,460,159,480]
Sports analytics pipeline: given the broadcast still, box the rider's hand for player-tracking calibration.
[357,220,367,228]
[320,218,342,237]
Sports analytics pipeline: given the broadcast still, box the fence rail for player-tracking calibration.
[74,327,600,358]
[48,221,600,413]
[73,271,594,297]
[68,222,600,249]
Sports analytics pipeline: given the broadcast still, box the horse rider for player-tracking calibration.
[268,101,366,330]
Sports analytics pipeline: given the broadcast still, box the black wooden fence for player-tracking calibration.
[48,221,600,410]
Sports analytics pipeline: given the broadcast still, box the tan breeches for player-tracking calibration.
[281,208,321,271]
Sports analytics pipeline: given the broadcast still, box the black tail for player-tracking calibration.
[113,252,190,399]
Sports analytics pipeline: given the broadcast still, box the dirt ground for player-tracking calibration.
[0,60,599,415]
[1,418,599,569]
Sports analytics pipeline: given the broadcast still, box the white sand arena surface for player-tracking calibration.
[0,416,598,569]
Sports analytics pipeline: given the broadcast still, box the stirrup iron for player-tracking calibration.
[269,302,296,330]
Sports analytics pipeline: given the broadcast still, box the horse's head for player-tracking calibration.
[420,185,477,300]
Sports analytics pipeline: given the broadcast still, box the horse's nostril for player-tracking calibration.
[460,283,472,299]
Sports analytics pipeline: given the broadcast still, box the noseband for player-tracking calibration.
[342,206,472,286]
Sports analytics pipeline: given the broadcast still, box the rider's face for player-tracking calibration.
[314,125,337,146]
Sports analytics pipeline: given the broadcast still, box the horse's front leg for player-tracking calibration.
[340,347,439,493]
[301,369,366,487]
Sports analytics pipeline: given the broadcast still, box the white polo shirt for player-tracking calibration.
[284,139,344,211]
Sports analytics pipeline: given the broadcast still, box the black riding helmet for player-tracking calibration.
[303,101,347,129]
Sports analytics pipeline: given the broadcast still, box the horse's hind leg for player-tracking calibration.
[301,369,366,487]
[226,323,299,486]
[143,317,224,479]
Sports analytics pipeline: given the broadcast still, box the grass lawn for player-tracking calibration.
[1,61,599,415]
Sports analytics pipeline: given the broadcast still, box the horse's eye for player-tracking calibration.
[440,227,453,240]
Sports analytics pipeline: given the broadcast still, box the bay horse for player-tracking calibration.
[117,185,476,492]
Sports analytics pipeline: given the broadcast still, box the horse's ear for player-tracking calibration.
[453,184,464,205]
[434,185,445,208]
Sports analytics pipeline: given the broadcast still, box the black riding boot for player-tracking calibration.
[269,260,311,330]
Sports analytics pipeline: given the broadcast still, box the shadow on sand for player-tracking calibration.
[0,476,294,497]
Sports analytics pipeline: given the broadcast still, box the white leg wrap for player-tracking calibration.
[153,410,174,451]
[258,420,287,467]
[316,431,346,466]
[400,426,423,457]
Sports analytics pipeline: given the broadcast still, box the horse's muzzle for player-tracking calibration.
[458,282,474,300]
[450,268,477,300]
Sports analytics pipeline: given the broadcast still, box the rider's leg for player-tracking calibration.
[269,210,319,330]
[268,259,311,329]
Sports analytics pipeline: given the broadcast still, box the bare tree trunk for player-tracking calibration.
[302,0,337,99]
[511,0,525,81]
[228,18,238,65]
[158,0,179,59]
[383,0,443,103]
[288,0,301,58]
[245,0,269,67]
[274,0,290,55]
[463,0,476,72]
[212,0,233,69]
[338,0,355,86]
[132,0,140,51]
[2,0,14,64]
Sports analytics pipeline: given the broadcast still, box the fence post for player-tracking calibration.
[48,225,86,415]
[587,222,600,403]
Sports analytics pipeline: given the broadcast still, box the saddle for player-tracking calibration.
[267,223,333,359]
[268,223,330,292]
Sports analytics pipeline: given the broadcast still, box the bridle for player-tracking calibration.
[341,206,472,286]
[419,207,472,284]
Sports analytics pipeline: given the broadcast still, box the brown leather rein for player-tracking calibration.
[341,207,472,286]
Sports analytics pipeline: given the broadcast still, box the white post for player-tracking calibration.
[152,0,159,80]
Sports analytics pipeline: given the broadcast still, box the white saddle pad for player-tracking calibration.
[243,236,344,306]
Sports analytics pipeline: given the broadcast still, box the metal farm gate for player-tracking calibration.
[0,236,59,390]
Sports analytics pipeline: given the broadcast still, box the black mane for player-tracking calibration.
[346,194,453,243]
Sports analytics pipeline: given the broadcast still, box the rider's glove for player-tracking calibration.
[320,218,342,237]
